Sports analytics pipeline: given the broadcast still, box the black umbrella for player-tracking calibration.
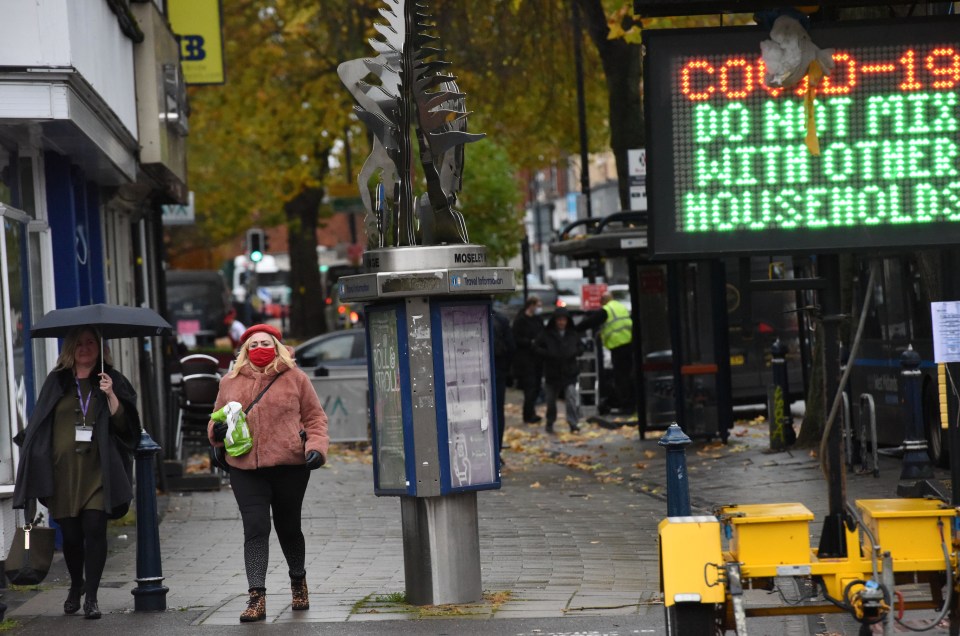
[31,303,172,373]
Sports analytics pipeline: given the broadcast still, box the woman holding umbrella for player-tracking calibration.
[13,326,141,619]
[208,324,328,623]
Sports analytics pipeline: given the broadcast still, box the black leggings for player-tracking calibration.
[56,509,108,600]
[230,465,310,590]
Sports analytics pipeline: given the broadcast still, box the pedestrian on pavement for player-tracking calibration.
[533,307,584,434]
[13,327,141,620]
[579,291,634,414]
[207,324,329,623]
[224,307,247,350]
[512,295,545,424]
[492,309,516,463]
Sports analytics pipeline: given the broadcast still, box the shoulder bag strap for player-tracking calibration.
[244,373,282,415]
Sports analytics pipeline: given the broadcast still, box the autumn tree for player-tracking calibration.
[184,0,581,338]
[185,1,379,338]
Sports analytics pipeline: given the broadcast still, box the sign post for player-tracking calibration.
[341,246,513,604]
[338,0,510,605]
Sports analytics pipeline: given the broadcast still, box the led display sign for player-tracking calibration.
[644,17,960,257]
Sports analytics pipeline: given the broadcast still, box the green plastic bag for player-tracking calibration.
[210,401,253,457]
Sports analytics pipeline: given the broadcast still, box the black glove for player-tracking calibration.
[305,450,324,470]
[212,421,228,442]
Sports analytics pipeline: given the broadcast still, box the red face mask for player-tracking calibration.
[248,347,277,368]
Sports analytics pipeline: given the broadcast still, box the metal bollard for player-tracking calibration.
[897,345,934,497]
[659,423,692,516]
[131,430,169,611]
[769,338,795,450]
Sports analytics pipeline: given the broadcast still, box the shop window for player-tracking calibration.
[0,210,30,485]
[0,147,12,205]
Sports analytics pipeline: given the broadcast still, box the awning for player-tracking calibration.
[548,211,650,261]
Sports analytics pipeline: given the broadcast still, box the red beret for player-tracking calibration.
[240,323,282,345]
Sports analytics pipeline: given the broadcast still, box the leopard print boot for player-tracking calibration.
[291,577,310,610]
[239,588,266,622]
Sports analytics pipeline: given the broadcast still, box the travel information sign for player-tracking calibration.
[644,17,960,257]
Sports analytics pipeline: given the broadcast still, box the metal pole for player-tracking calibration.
[666,262,686,433]
[659,423,692,516]
[344,127,358,246]
[897,345,934,496]
[571,0,592,221]
[521,236,530,301]
[535,204,545,283]
[401,493,481,605]
[710,260,733,441]
[131,430,168,611]
[628,257,647,438]
[951,363,960,509]
[881,551,895,636]
[817,254,848,559]
[769,338,793,450]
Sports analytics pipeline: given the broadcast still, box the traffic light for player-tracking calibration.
[247,228,265,263]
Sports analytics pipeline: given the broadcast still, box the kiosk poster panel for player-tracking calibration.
[367,305,410,493]
[644,17,960,257]
[435,302,498,492]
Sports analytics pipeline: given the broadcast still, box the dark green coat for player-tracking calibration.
[13,366,141,519]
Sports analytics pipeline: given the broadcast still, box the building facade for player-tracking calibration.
[0,0,187,554]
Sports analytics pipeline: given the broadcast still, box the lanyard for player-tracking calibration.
[75,377,93,423]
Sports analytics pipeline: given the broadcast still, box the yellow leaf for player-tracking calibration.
[530,481,542,489]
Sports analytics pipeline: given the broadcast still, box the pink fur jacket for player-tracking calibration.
[207,361,329,469]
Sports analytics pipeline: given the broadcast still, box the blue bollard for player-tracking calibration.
[897,345,934,496]
[659,423,692,516]
[131,430,168,611]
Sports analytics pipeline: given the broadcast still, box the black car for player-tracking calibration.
[165,270,232,346]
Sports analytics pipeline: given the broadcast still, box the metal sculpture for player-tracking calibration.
[338,0,484,248]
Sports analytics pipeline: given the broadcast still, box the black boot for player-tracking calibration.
[64,586,83,614]
[83,597,101,619]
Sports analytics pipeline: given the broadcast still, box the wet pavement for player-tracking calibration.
[2,389,954,635]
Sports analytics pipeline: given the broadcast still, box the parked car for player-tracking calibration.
[294,329,367,376]
[165,270,232,347]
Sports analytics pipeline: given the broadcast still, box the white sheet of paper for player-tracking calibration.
[932,301,960,363]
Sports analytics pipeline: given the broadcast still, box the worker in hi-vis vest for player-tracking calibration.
[579,292,634,414]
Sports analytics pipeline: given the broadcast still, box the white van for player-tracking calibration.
[546,267,594,311]
[232,253,291,307]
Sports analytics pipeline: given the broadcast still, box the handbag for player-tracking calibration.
[6,511,55,586]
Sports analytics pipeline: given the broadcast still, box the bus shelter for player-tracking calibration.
[548,211,734,441]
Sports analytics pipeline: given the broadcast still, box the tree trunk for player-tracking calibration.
[577,0,644,210]
[285,187,326,339]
